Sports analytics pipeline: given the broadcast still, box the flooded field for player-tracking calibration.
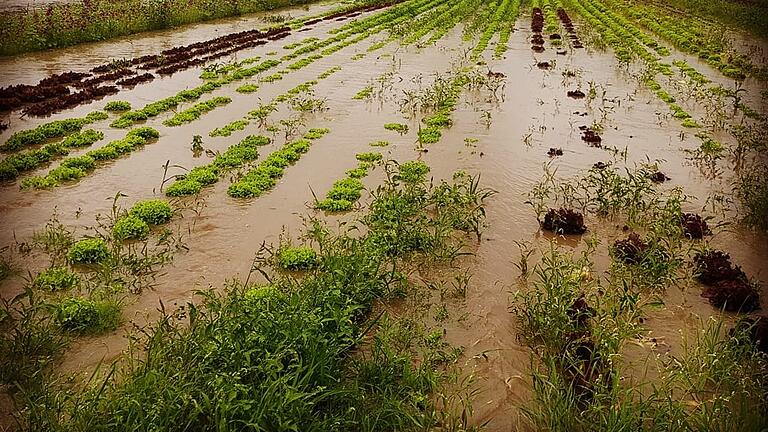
[1,0,767,430]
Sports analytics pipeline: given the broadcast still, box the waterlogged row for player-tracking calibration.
[316,158,430,212]
[0,111,107,153]
[162,96,232,127]
[565,0,703,128]
[111,59,281,129]
[22,128,160,189]
[210,67,342,137]
[471,0,517,59]
[315,152,381,212]
[165,135,270,196]
[228,128,331,199]
[0,129,104,182]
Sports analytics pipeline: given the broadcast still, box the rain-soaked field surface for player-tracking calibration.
[1,0,767,430]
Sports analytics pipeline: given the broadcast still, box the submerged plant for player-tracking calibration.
[129,200,173,225]
[55,297,120,334]
[384,123,409,134]
[32,267,79,291]
[67,238,109,265]
[276,246,318,271]
[104,101,132,112]
[541,208,587,235]
[112,215,150,241]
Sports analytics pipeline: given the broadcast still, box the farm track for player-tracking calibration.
[0,0,767,430]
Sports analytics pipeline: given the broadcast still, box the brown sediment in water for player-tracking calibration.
[0,3,767,431]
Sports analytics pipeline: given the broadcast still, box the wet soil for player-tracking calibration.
[0,3,767,431]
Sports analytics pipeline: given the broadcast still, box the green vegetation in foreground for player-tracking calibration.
[55,297,121,334]
[67,238,110,265]
[33,267,80,292]
[0,198,181,397]
[276,245,318,270]
[517,163,767,430]
[0,0,374,56]
[10,166,492,431]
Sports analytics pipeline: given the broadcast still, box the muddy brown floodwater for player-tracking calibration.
[1,1,767,430]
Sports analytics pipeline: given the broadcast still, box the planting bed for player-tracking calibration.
[0,0,767,431]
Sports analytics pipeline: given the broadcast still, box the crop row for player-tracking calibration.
[401,0,467,45]
[165,135,271,197]
[210,66,342,137]
[0,130,104,182]
[22,128,160,190]
[555,6,584,49]
[162,97,232,127]
[494,0,521,57]
[531,2,547,53]
[542,0,561,41]
[423,0,483,46]
[315,154,379,212]
[227,128,331,198]
[111,59,281,129]
[1,111,107,153]
[603,0,765,81]
[417,74,470,146]
[283,37,320,50]
[1,27,279,116]
[316,158,432,212]
[471,0,514,59]
[567,0,701,128]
